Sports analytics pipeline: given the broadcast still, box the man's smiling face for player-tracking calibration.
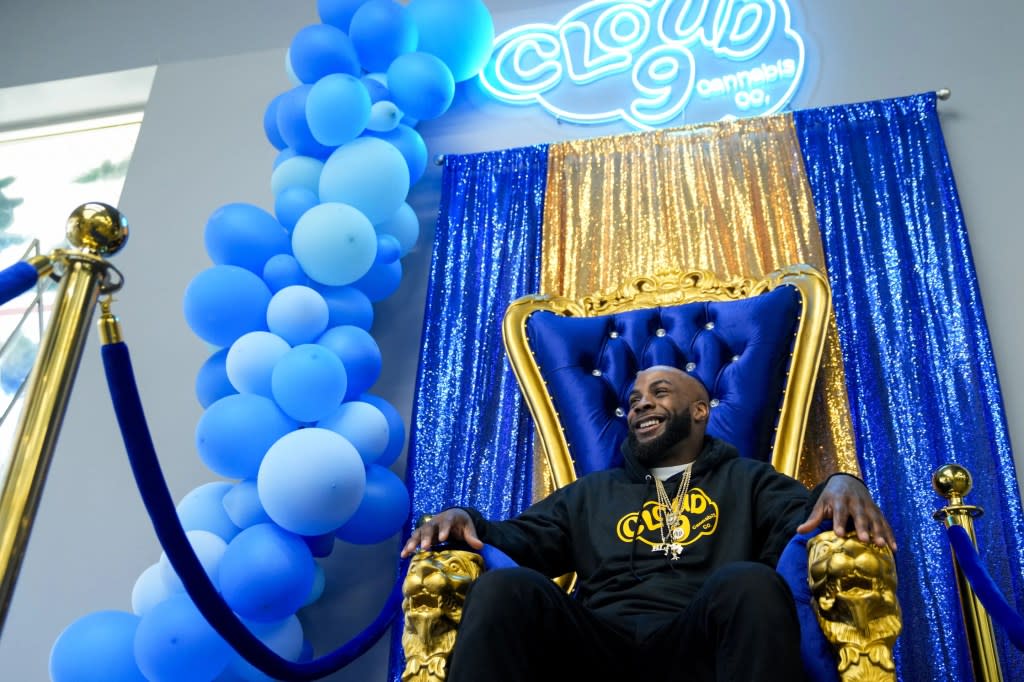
[623,366,709,467]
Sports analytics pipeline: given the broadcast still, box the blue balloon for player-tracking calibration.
[318,400,389,464]
[366,100,401,132]
[317,326,382,399]
[289,24,360,83]
[271,344,348,422]
[276,85,335,158]
[292,203,377,286]
[274,187,319,232]
[226,615,304,681]
[204,203,290,274]
[376,201,421,255]
[319,285,373,330]
[407,0,495,82]
[220,524,315,622]
[354,259,402,302]
[361,74,390,103]
[50,611,146,682]
[302,532,336,558]
[222,480,272,529]
[263,254,309,293]
[386,51,455,120]
[307,73,371,146]
[350,0,419,72]
[226,331,291,396]
[367,124,428,185]
[257,428,366,535]
[158,530,227,594]
[335,465,411,544]
[376,234,401,264]
[319,137,410,224]
[303,565,326,607]
[183,266,272,347]
[196,348,236,408]
[360,393,406,466]
[263,93,287,150]
[271,155,324,197]
[176,481,240,542]
[196,394,297,479]
[134,596,231,682]
[266,285,329,345]
[318,0,370,32]
[131,564,174,618]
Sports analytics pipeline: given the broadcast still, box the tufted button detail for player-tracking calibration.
[614,407,625,417]
[685,362,696,372]
[609,331,619,339]
[592,369,602,377]
[704,321,715,330]
[655,328,666,337]
[732,355,740,363]
[709,398,720,408]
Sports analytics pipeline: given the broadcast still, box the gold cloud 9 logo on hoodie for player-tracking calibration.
[616,488,719,548]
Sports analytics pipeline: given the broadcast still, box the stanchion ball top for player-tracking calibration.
[66,202,128,255]
[932,463,972,499]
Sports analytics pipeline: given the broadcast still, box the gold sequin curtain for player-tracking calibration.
[539,115,859,490]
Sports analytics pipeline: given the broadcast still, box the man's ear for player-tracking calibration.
[691,400,710,424]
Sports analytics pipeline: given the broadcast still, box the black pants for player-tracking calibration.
[447,562,804,682]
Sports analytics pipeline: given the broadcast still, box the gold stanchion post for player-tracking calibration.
[0,203,128,636]
[932,464,1005,682]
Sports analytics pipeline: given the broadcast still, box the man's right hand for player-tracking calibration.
[400,508,483,558]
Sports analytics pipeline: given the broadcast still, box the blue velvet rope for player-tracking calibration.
[946,524,1024,651]
[0,261,41,305]
[101,340,403,680]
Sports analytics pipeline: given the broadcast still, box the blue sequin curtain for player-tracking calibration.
[388,145,548,682]
[795,93,1024,681]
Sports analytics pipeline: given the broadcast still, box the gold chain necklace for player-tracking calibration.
[652,464,692,560]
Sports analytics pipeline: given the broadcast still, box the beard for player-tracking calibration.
[623,410,692,467]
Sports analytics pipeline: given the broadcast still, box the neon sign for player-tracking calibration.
[479,0,806,129]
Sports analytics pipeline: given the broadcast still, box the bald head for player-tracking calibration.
[636,365,709,402]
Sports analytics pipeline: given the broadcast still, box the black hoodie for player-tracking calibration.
[462,437,827,625]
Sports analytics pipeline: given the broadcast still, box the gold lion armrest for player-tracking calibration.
[401,548,484,682]
[808,531,902,682]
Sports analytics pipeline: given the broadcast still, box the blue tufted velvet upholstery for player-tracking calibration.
[527,285,802,476]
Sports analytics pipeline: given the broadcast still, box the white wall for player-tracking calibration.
[0,1,1022,681]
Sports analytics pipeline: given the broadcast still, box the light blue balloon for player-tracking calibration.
[273,187,319,232]
[407,0,495,82]
[319,285,373,330]
[377,201,420,255]
[50,611,146,682]
[361,74,390,102]
[366,100,401,132]
[196,348,236,408]
[350,0,419,72]
[158,530,227,594]
[266,285,329,345]
[292,203,377,286]
[196,394,297,479]
[289,24,360,83]
[183,266,272,348]
[386,51,455,120]
[177,481,240,542]
[273,147,298,169]
[134,595,231,682]
[317,400,390,464]
[303,565,326,607]
[335,465,411,544]
[263,254,309,293]
[222,480,272,529]
[219,524,315,623]
[318,0,370,32]
[271,155,323,197]
[376,234,401,264]
[257,428,366,535]
[227,615,304,682]
[204,203,290,274]
[131,564,175,618]
[285,48,301,86]
[317,325,382,399]
[226,331,291,397]
[319,137,410,224]
[275,85,335,158]
[307,73,371,146]
[0,334,36,395]
[354,258,402,302]
[271,344,348,422]
[360,393,406,466]
[367,124,428,185]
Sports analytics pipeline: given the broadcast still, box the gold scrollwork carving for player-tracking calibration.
[808,531,902,682]
[401,549,484,682]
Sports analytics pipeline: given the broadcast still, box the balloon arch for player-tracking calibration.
[49,1,495,679]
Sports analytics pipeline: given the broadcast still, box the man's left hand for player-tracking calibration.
[796,474,897,551]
